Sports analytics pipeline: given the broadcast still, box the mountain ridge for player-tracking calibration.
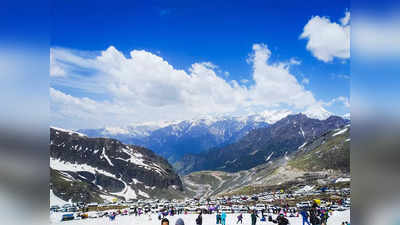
[77,111,347,164]
[50,127,184,203]
[183,123,350,198]
[177,114,349,174]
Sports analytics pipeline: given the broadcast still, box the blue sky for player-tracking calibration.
[50,0,350,129]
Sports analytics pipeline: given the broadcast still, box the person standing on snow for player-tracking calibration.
[309,206,320,225]
[237,213,243,224]
[275,213,289,225]
[300,208,311,225]
[221,211,227,225]
[251,210,259,225]
[216,212,221,224]
[196,212,203,225]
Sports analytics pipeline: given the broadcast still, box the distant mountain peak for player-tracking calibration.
[303,105,332,120]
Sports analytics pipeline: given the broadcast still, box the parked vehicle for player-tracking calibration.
[330,204,339,211]
[50,205,60,212]
[255,204,265,211]
[61,214,74,221]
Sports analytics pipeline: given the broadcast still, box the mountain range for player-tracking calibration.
[177,114,349,174]
[183,124,350,198]
[78,110,339,166]
[50,111,350,203]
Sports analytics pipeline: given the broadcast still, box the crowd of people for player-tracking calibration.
[96,200,348,225]
[298,202,335,225]
[156,209,291,225]
[157,202,349,225]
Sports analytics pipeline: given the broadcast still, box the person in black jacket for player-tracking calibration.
[276,214,289,225]
[196,212,203,225]
[309,207,320,225]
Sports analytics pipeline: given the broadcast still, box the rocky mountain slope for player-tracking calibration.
[77,111,295,163]
[183,124,350,198]
[50,127,184,203]
[178,114,348,174]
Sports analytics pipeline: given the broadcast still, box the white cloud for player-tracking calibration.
[324,96,350,108]
[224,71,230,77]
[240,79,249,84]
[50,50,66,77]
[301,78,310,85]
[289,58,301,65]
[248,44,316,109]
[340,11,351,26]
[300,12,350,62]
[50,44,326,129]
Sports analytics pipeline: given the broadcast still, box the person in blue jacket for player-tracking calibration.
[300,208,311,225]
[221,211,227,225]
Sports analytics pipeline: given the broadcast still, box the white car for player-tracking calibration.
[220,206,231,213]
[330,204,339,211]
[87,211,99,218]
[255,204,266,211]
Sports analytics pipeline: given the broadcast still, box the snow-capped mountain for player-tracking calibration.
[178,114,349,174]
[50,127,183,203]
[77,110,348,165]
[79,110,292,139]
[78,111,288,163]
[303,105,333,120]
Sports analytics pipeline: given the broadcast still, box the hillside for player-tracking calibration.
[50,127,184,203]
[183,124,350,198]
[178,114,348,174]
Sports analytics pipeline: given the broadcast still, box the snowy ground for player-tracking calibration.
[50,210,350,225]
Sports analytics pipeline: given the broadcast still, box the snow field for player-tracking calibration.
[51,210,350,225]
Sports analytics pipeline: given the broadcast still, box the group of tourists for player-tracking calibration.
[299,203,330,225]
[104,201,346,225]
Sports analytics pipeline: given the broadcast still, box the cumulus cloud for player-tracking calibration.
[50,44,325,129]
[248,44,316,109]
[300,11,350,62]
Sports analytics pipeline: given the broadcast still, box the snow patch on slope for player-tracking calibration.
[50,189,69,206]
[101,148,114,166]
[332,127,348,137]
[265,152,274,162]
[51,126,87,137]
[298,142,307,149]
[50,158,116,179]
